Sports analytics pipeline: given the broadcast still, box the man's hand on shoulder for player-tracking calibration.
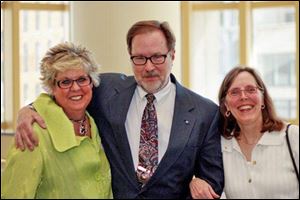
[15,105,46,151]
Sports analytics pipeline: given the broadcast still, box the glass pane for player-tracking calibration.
[252,7,296,119]
[20,10,69,107]
[191,10,239,103]
[273,99,296,120]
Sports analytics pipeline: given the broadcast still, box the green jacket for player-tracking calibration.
[1,93,112,199]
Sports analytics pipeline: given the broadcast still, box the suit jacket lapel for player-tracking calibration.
[146,74,196,187]
[107,77,138,187]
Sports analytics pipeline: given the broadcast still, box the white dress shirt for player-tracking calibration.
[125,78,176,170]
[221,124,299,199]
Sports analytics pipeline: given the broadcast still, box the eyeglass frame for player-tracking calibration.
[130,51,171,65]
[55,75,92,89]
[227,85,264,98]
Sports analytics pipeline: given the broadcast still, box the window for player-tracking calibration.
[35,42,41,71]
[20,9,69,108]
[23,12,28,32]
[35,12,40,30]
[191,10,239,102]
[1,1,69,132]
[185,1,299,122]
[23,43,28,72]
[274,99,296,120]
[259,53,294,87]
[252,6,296,119]
[35,83,41,98]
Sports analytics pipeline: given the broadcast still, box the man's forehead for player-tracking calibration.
[131,32,168,55]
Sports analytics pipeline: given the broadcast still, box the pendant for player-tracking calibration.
[70,115,87,136]
[79,124,86,135]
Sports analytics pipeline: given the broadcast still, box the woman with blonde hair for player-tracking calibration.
[1,42,112,198]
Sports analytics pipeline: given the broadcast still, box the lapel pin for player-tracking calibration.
[184,120,189,125]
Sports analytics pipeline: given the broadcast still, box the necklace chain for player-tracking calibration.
[70,115,87,136]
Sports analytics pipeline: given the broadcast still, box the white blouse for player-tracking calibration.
[221,124,299,199]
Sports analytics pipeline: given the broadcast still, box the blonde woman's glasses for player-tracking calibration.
[55,76,92,89]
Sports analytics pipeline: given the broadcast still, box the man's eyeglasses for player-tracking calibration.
[55,76,92,89]
[130,51,170,65]
[227,86,263,98]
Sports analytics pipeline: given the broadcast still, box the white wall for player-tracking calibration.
[71,1,181,80]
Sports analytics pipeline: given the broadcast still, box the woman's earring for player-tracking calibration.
[261,105,265,110]
[225,110,231,117]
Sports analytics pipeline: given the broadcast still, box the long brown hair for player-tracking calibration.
[126,20,176,55]
[218,65,284,138]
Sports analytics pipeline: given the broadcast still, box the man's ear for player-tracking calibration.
[170,49,175,61]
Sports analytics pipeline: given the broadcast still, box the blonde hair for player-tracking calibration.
[40,42,100,94]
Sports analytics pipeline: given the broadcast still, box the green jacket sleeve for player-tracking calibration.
[1,144,43,199]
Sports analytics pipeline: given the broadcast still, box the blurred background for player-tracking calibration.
[1,1,299,168]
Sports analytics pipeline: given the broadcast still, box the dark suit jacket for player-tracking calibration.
[88,73,224,199]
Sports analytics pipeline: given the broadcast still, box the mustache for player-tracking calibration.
[143,71,159,78]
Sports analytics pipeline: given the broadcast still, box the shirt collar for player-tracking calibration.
[33,93,100,153]
[136,77,172,103]
[222,130,285,152]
